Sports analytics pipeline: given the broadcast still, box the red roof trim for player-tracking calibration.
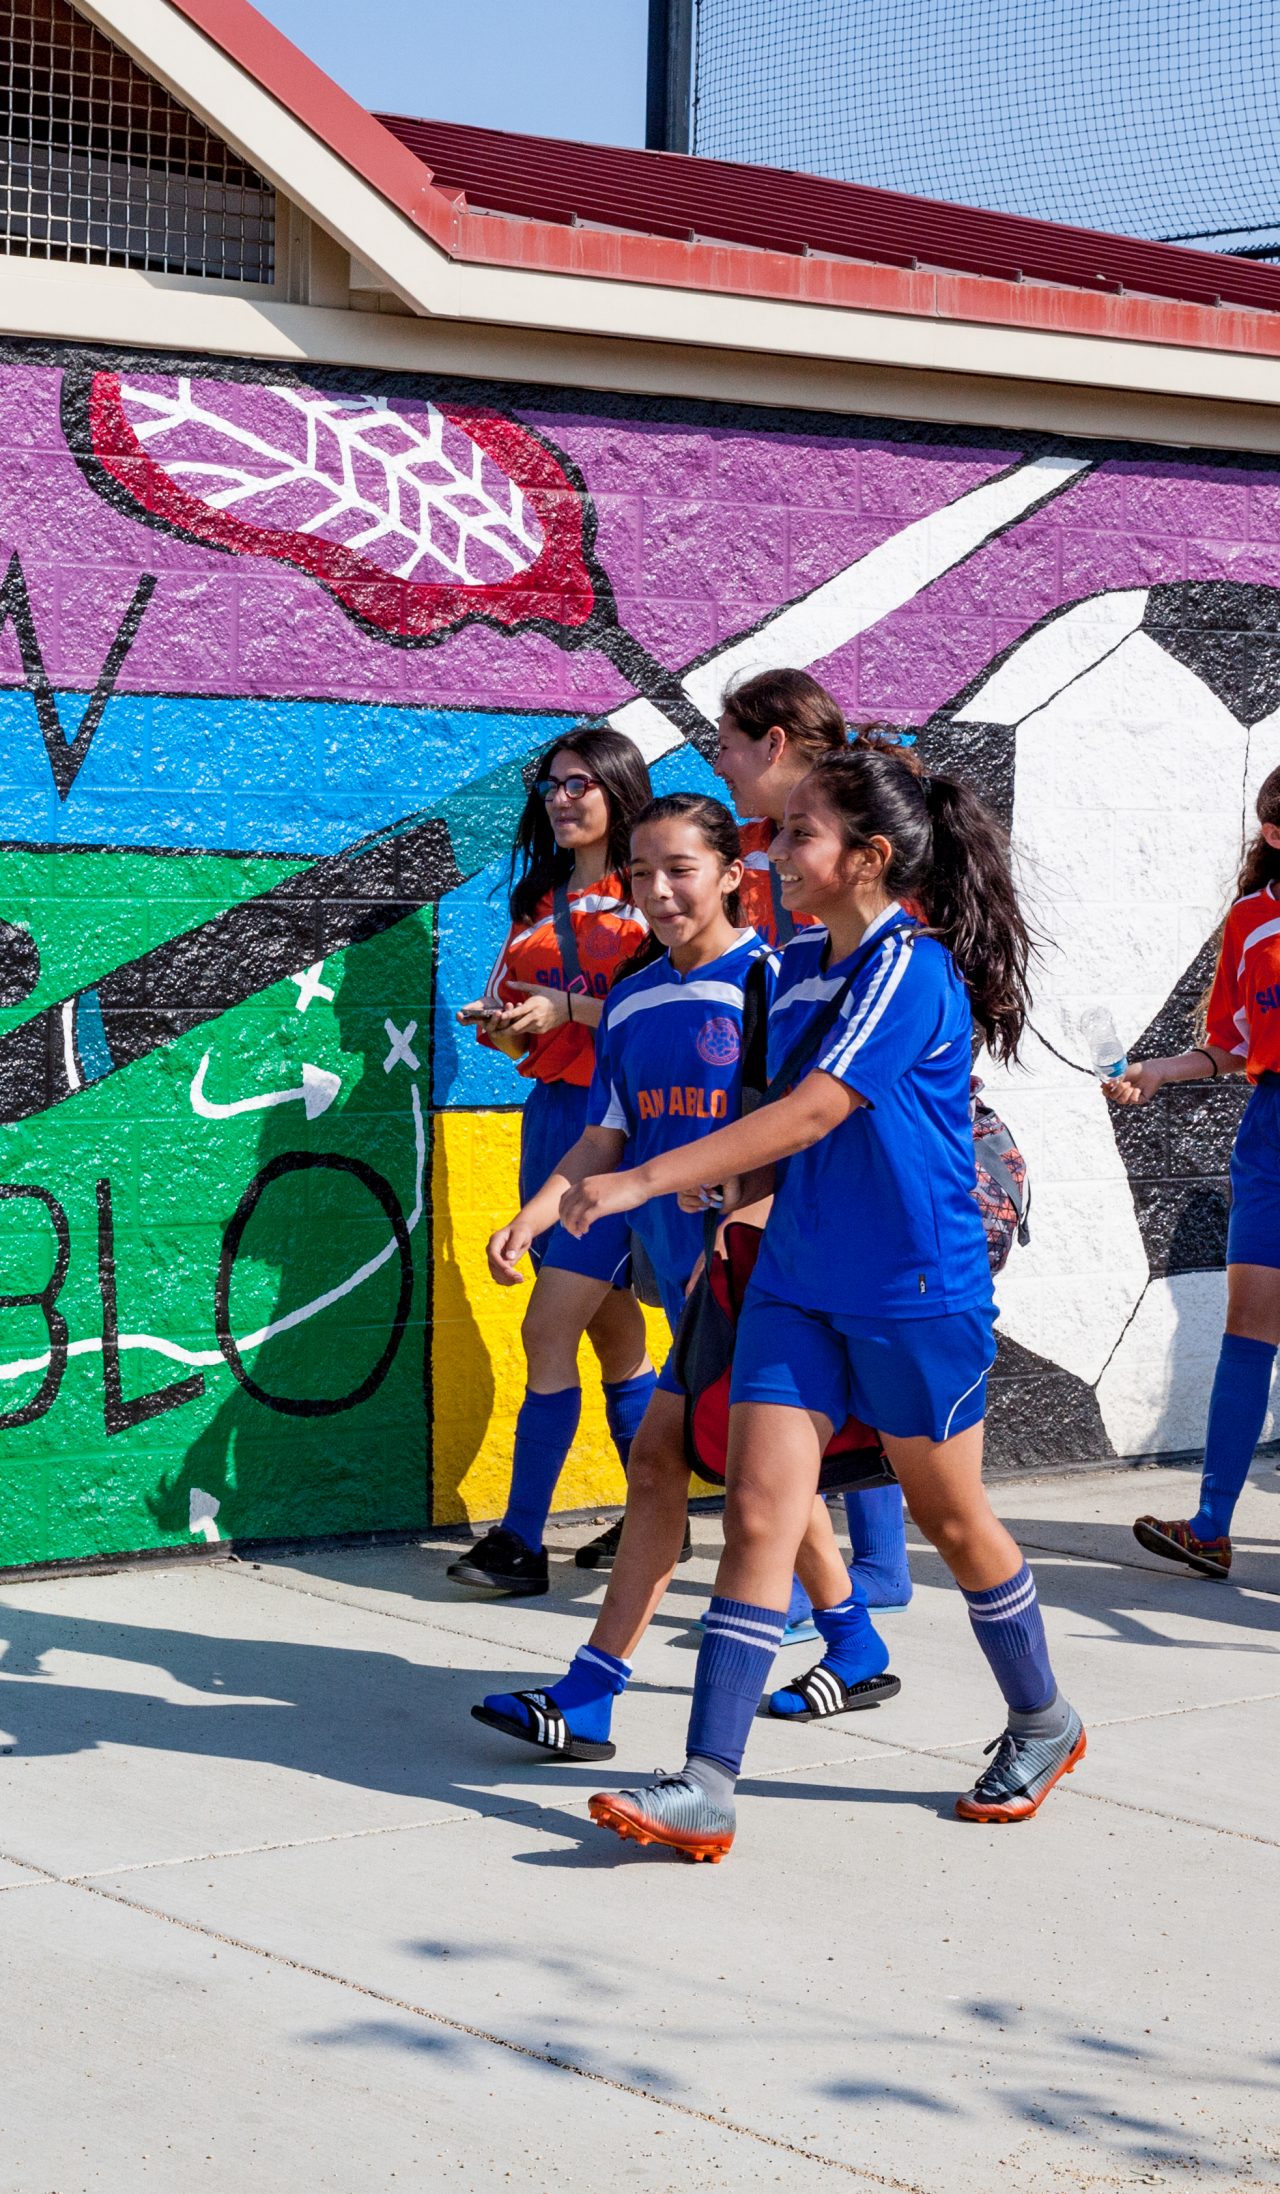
[161,0,1280,361]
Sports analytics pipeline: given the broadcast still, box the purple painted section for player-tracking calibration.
[810,460,1280,722]
[5,364,1280,731]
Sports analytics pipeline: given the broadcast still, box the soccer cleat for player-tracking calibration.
[588,1772,735,1862]
[955,1709,1086,1823]
[446,1525,549,1597]
[575,1517,693,1571]
[1133,1515,1232,1579]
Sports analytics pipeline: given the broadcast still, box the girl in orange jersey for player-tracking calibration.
[1109,763,1280,1579]
[714,667,914,1616]
[447,726,657,1598]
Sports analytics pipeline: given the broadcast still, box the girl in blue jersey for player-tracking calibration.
[715,665,914,1616]
[562,744,1084,1857]
[473,793,895,1763]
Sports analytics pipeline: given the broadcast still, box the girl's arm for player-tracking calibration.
[560,1071,858,1236]
[487,1123,627,1282]
[501,982,604,1035]
[1105,1044,1243,1107]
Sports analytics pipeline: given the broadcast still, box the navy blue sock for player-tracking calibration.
[602,1369,657,1471]
[843,1484,912,1607]
[483,1644,631,1745]
[1191,1333,1277,1540]
[502,1386,581,1552]
[961,1562,1055,1714]
[687,1596,787,1778]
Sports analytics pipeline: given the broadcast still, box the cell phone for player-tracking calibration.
[457,1001,501,1024]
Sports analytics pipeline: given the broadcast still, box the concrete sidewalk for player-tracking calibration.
[2,1463,1279,2194]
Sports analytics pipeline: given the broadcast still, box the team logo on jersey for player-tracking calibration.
[696,1016,741,1067]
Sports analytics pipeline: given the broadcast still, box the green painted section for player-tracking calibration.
[0,850,433,1567]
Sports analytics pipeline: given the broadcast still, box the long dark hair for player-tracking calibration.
[807,746,1033,1062]
[614,792,744,983]
[508,725,652,923]
[1237,763,1280,898]
[720,667,848,760]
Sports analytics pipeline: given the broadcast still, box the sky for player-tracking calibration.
[252,0,648,144]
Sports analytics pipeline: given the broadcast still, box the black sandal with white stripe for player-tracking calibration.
[470,1689,617,1762]
[765,1663,901,1723]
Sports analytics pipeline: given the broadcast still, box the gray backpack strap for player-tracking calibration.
[550,884,585,992]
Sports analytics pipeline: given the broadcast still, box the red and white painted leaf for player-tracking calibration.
[87,371,596,641]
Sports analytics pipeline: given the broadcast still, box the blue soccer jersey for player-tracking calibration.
[588,929,776,1286]
[753,903,993,1320]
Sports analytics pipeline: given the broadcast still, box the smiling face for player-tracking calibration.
[771,777,891,923]
[629,816,742,959]
[542,746,611,853]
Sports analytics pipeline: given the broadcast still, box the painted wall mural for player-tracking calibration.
[0,338,1277,1567]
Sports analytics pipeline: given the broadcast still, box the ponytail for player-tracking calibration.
[1236,762,1280,899]
[807,747,1032,1063]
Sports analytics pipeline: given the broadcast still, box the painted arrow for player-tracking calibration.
[190,1051,341,1122]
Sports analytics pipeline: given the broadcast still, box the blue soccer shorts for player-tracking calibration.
[520,1078,632,1289]
[729,1280,997,1444]
[1227,1080,1280,1271]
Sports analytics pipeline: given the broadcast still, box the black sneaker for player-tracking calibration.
[574,1517,694,1571]
[446,1526,549,1597]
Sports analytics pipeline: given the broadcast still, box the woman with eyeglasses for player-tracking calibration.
[447,726,662,1598]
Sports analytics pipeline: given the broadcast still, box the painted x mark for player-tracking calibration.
[383,1018,420,1073]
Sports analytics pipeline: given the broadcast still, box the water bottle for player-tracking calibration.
[1079,1005,1128,1081]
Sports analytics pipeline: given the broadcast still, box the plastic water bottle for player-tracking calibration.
[1079,1005,1128,1081]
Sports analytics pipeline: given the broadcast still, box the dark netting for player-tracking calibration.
[2,0,275,281]
[690,0,1280,255]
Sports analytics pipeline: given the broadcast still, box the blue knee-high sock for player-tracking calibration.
[1191,1333,1278,1541]
[961,1562,1055,1715]
[770,1585,891,1717]
[843,1484,912,1607]
[483,1644,631,1744]
[502,1386,582,1552]
[602,1369,657,1471]
[687,1597,787,1778]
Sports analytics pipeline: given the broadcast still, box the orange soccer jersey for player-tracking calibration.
[1206,885,1280,1080]
[480,870,648,1085]
[737,818,818,947]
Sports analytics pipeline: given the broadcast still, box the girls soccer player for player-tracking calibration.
[446,726,655,1597]
[715,667,913,1614]
[561,744,1084,1856]
[1108,764,1280,1579]
[472,793,895,1762]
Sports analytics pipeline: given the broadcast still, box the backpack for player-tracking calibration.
[970,1076,1030,1275]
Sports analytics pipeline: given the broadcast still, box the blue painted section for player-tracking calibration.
[0,689,576,855]
[0,683,725,1109]
[74,990,113,1081]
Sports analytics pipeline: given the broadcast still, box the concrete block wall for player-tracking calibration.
[0,339,1274,1566]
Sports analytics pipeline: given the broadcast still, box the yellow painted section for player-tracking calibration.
[429,1108,670,1527]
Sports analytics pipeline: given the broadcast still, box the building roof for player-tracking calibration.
[377,113,1280,317]
[149,0,1280,365]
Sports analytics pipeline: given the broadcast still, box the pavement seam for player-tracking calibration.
[219,1560,599,1664]
[0,1842,927,2194]
[1012,1534,1280,1600]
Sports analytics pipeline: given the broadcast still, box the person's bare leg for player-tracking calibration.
[520,1265,648,1391]
[583,1284,651,1385]
[587,1391,691,1660]
[880,1422,1017,1591]
[794,1494,856,1610]
[714,1403,831,1610]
